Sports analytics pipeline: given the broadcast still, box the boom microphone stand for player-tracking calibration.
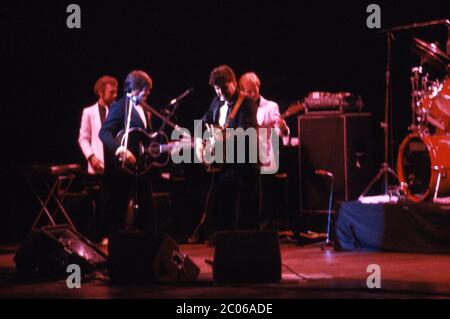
[159,88,193,133]
[359,30,398,198]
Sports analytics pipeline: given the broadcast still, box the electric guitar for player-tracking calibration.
[268,100,305,127]
[115,128,193,176]
[203,101,305,172]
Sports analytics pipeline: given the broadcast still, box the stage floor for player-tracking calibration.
[2,243,450,299]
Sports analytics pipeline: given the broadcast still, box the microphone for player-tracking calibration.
[168,88,194,106]
[131,96,139,103]
[315,169,333,177]
[126,92,140,104]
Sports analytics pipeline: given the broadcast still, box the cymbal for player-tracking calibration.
[412,38,449,71]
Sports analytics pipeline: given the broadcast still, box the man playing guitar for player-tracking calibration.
[99,70,157,236]
[194,65,260,242]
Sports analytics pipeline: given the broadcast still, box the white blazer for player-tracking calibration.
[257,96,290,175]
[78,102,108,174]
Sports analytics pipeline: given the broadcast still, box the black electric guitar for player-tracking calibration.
[204,101,305,172]
[115,128,193,176]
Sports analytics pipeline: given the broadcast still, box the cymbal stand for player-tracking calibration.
[360,31,399,198]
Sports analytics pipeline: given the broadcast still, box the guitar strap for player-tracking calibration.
[223,93,245,129]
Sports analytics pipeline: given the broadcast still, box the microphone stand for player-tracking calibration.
[323,172,334,249]
[310,170,334,250]
[122,93,134,170]
[122,93,140,216]
[140,100,178,130]
[159,101,180,134]
[157,89,193,133]
[121,94,183,230]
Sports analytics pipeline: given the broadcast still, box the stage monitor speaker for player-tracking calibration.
[108,231,200,284]
[14,224,108,278]
[213,230,281,283]
[298,113,376,213]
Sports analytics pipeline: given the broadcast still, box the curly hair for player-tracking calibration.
[93,75,118,97]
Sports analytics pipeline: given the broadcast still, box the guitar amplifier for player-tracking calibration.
[298,113,376,213]
[304,92,364,114]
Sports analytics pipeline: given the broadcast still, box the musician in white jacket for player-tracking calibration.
[239,72,290,229]
[78,76,118,174]
[239,72,290,175]
[78,76,117,245]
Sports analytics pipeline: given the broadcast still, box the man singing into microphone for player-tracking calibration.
[99,70,156,236]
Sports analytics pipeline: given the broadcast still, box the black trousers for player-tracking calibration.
[259,174,276,226]
[88,174,106,239]
[102,172,156,235]
[204,167,260,236]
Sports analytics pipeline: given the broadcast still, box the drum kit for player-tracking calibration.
[397,37,450,202]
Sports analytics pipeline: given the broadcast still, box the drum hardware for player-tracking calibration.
[392,22,450,203]
[426,114,446,132]
[404,165,450,202]
[419,77,450,134]
[409,36,450,135]
[409,66,427,131]
[362,20,450,200]
[413,37,450,73]
[431,166,446,201]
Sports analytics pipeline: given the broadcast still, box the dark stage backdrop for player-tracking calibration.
[1,0,448,241]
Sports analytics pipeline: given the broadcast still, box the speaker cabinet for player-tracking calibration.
[108,231,199,284]
[14,225,107,278]
[298,113,376,213]
[213,230,281,283]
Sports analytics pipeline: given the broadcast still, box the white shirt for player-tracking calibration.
[257,96,290,174]
[135,104,147,129]
[218,101,229,128]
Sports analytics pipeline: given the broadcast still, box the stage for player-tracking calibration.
[335,201,450,253]
[2,0,449,306]
[2,242,450,299]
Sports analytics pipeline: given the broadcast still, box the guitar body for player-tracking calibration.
[203,125,226,173]
[115,128,171,176]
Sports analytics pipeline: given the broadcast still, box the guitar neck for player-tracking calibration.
[157,141,194,154]
[159,145,173,153]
